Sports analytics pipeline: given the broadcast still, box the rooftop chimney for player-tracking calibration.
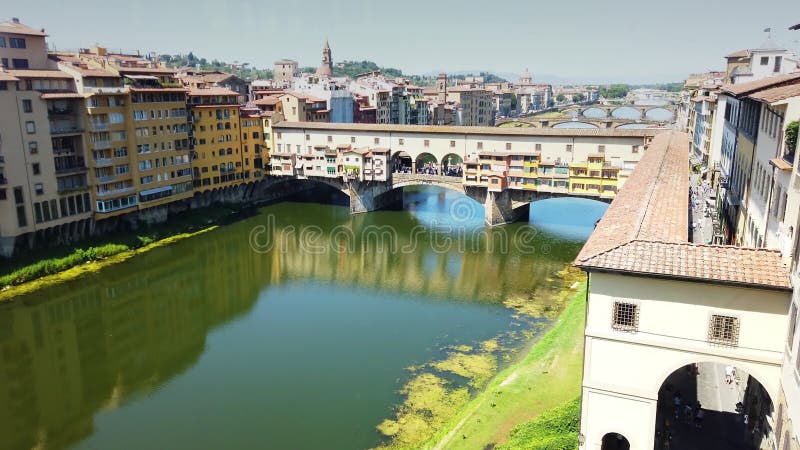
[12,17,20,23]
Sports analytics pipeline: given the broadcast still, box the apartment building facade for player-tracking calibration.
[0,19,95,256]
[0,19,269,256]
[709,68,800,450]
[188,87,248,192]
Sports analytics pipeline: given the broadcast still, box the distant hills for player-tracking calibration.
[158,51,683,86]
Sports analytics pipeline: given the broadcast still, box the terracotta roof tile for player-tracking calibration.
[252,96,281,106]
[0,19,46,36]
[188,86,239,96]
[575,131,791,290]
[725,49,751,59]
[722,72,800,96]
[748,83,800,103]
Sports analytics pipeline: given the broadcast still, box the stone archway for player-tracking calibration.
[654,362,774,450]
[391,151,413,174]
[415,152,438,175]
[440,153,463,178]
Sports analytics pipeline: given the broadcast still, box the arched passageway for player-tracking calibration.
[602,433,630,450]
[440,153,463,178]
[391,151,413,174]
[654,362,774,450]
[415,153,438,175]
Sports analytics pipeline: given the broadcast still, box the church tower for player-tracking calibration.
[316,40,333,77]
[436,73,447,103]
[520,68,532,85]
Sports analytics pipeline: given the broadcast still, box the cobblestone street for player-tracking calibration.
[656,363,755,450]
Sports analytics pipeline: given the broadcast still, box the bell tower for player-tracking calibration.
[436,73,447,103]
[317,40,333,77]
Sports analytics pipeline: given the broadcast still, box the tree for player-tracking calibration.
[556,94,566,103]
[598,84,629,99]
[572,93,586,103]
[187,52,196,62]
[786,121,799,157]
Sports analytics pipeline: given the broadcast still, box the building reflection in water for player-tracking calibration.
[0,201,581,450]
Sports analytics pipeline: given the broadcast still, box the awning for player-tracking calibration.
[139,185,173,196]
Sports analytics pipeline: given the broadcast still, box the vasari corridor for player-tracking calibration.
[1,4,800,450]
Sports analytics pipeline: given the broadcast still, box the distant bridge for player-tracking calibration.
[560,103,677,120]
[496,117,669,129]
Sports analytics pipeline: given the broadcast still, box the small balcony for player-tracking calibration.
[96,175,116,183]
[92,140,111,150]
[89,122,110,131]
[50,125,84,135]
[83,86,129,95]
[96,186,136,198]
[58,183,89,194]
[55,165,88,175]
[94,158,113,167]
[47,106,74,115]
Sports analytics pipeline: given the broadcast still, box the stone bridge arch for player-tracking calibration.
[550,120,600,129]
[609,106,643,119]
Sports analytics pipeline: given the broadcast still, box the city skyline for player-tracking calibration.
[8,0,800,84]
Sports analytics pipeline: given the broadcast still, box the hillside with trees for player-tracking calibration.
[333,60,403,79]
[159,52,272,80]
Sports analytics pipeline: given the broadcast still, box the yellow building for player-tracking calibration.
[188,86,245,192]
[279,92,329,122]
[126,76,193,209]
[239,106,264,179]
[568,154,619,198]
[506,151,540,190]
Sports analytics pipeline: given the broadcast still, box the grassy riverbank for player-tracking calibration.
[0,204,246,299]
[425,280,587,450]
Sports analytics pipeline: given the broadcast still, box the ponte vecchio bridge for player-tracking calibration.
[268,122,658,225]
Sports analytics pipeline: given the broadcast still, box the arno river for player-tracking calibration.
[0,187,607,450]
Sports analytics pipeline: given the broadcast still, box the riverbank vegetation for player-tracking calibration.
[0,204,245,293]
[497,397,580,450]
[375,267,586,449]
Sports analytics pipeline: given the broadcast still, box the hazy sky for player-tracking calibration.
[9,0,800,83]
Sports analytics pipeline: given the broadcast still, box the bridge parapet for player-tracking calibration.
[392,173,464,190]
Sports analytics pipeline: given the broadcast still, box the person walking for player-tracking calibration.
[725,366,735,384]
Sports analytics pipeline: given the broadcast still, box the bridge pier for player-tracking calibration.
[349,181,399,214]
[483,190,530,226]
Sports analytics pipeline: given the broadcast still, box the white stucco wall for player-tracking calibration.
[581,271,791,449]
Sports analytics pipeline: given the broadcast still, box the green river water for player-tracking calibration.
[0,187,606,450]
